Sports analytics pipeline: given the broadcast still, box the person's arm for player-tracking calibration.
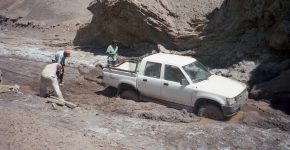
[106,45,111,54]
[61,57,65,66]
[54,53,59,63]
[114,46,118,53]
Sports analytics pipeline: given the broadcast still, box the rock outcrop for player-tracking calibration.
[209,0,290,52]
[74,0,223,49]
[75,0,290,52]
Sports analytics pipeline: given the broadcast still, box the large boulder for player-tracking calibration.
[74,0,290,52]
[74,0,223,49]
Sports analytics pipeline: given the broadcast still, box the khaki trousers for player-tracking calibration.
[39,75,63,99]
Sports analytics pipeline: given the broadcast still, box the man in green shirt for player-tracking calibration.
[106,40,118,66]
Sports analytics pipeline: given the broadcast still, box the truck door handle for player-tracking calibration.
[164,83,169,86]
[143,79,147,82]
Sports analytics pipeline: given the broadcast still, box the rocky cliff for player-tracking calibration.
[209,0,290,52]
[74,0,224,49]
[75,0,289,52]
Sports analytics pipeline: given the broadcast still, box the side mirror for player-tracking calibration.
[180,78,188,86]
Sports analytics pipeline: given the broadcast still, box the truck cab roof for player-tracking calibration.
[143,53,196,67]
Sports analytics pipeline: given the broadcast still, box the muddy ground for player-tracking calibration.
[0,1,289,149]
[0,56,290,149]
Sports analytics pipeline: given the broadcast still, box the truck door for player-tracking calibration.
[137,61,162,98]
[161,65,192,106]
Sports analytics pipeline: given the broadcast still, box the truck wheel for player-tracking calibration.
[197,103,225,121]
[120,90,139,101]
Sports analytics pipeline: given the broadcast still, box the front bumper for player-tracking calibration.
[222,91,248,117]
[222,105,240,117]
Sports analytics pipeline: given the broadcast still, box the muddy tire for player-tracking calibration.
[197,103,225,121]
[120,90,139,101]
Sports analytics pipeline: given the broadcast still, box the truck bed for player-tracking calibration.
[102,61,138,88]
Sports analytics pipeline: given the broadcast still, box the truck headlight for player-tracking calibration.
[226,98,236,106]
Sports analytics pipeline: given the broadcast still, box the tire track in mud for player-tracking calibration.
[0,67,36,79]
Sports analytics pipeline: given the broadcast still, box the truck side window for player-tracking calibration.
[164,65,186,83]
[144,62,162,78]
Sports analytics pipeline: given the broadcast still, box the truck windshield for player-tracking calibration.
[183,61,211,82]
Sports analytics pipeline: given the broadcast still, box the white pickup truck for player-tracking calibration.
[102,53,248,120]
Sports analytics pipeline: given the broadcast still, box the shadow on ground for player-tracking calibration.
[95,86,117,98]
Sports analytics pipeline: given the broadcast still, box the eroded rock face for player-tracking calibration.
[74,0,223,49]
[209,0,290,52]
[75,0,290,52]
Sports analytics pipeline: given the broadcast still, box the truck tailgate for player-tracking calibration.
[103,68,137,88]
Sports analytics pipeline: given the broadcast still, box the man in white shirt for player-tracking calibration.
[39,63,64,100]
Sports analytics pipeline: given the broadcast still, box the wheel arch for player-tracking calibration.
[193,93,226,107]
[118,83,138,94]
[193,98,223,113]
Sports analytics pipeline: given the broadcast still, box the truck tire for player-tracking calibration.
[120,90,139,101]
[197,103,225,121]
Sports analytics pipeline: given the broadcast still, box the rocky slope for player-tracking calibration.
[0,0,92,24]
[209,0,290,52]
[203,0,290,100]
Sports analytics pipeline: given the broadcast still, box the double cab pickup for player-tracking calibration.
[102,53,248,120]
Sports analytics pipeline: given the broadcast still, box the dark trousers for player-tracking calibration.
[58,66,64,84]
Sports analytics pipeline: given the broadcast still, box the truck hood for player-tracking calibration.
[194,75,246,98]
